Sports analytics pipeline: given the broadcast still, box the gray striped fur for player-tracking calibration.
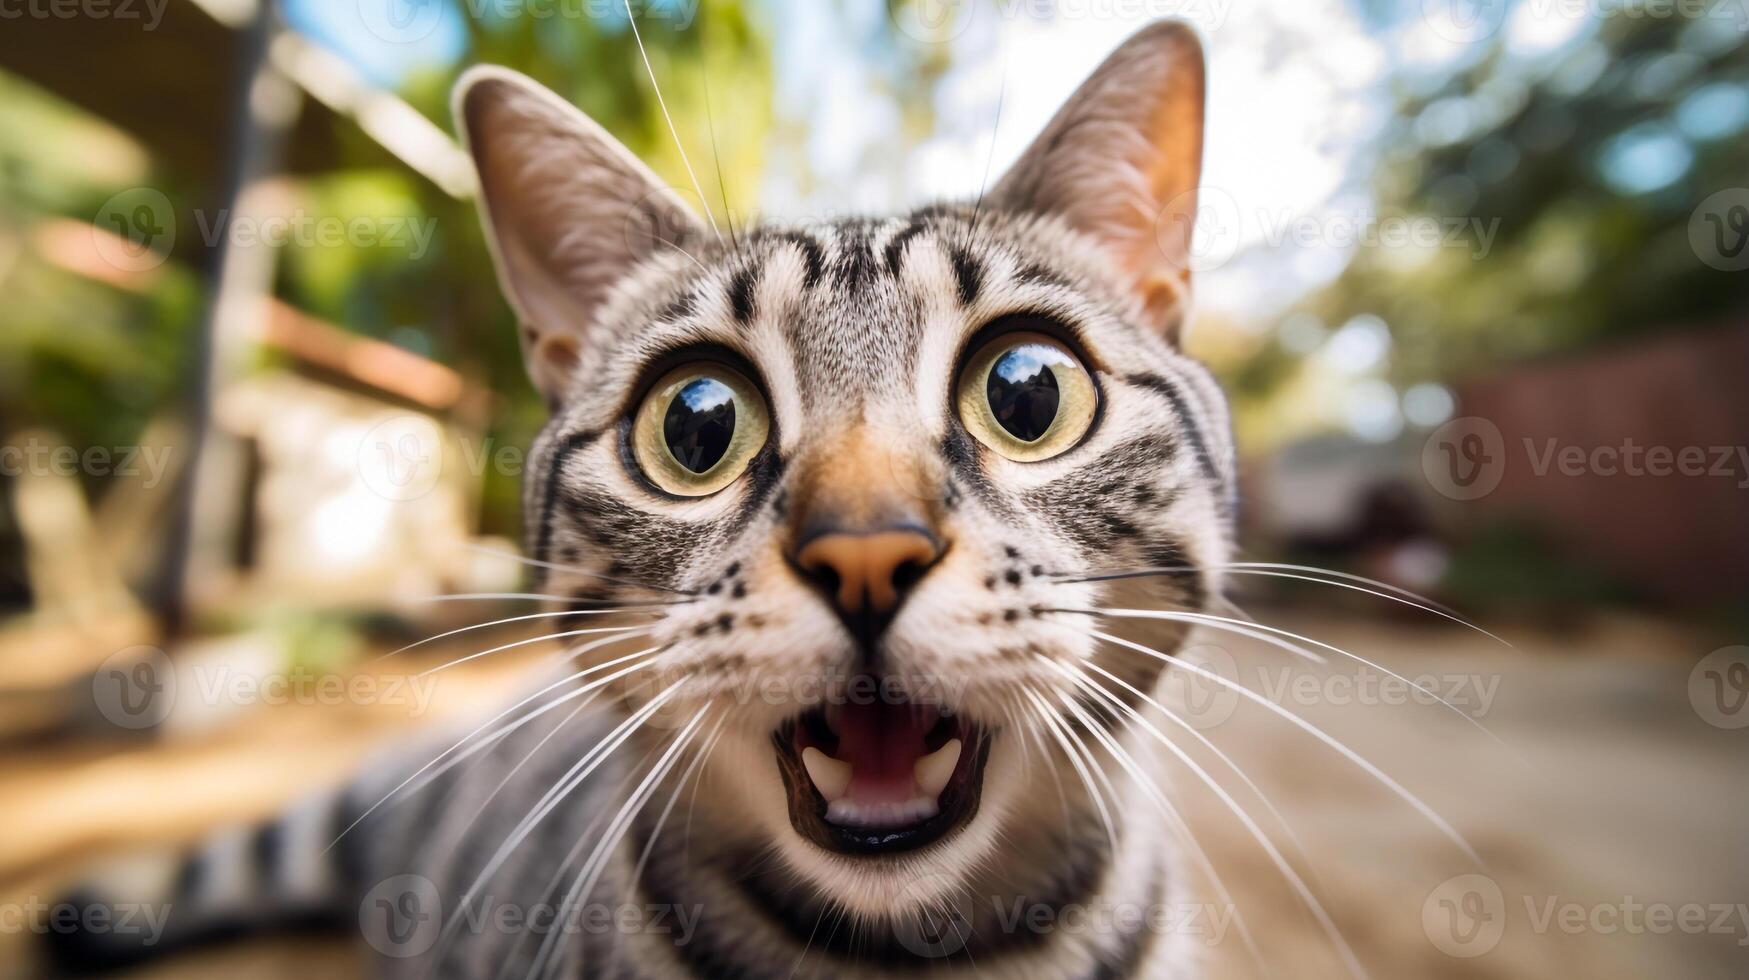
[47,22,1233,980]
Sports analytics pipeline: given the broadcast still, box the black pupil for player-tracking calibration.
[986,347,1060,442]
[663,378,737,474]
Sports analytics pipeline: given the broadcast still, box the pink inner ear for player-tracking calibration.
[537,334,580,375]
[456,67,709,404]
[985,23,1206,339]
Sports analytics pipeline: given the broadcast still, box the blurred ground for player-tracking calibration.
[0,611,1743,979]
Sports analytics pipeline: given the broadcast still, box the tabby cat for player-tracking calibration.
[50,21,1239,980]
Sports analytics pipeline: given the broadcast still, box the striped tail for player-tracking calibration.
[41,790,366,975]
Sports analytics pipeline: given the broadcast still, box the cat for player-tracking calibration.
[45,21,1237,980]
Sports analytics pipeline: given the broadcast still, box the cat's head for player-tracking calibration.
[456,22,1231,917]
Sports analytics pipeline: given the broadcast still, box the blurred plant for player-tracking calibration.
[0,1,773,608]
[1216,7,1748,446]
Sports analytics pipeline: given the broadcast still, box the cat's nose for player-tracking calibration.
[792,526,942,643]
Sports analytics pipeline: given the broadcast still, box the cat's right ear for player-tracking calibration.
[454,67,706,402]
[989,22,1206,343]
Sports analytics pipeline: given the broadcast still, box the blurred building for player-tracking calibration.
[1450,323,1749,605]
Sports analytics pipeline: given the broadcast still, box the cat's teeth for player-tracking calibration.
[826,798,939,829]
[913,738,962,799]
[801,747,852,801]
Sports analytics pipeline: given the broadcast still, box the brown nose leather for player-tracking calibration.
[795,529,940,616]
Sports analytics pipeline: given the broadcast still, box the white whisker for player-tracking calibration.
[1086,627,1483,865]
[1097,607,1517,755]
[415,591,667,604]
[1022,687,1118,853]
[1072,658,1323,884]
[1048,675,1279,980]
[436,681,688,960]
[622,0,724,247]
[1051,606,1326,666]
[324,647,660,852]
[464,541,698,596]
[1225,567,1510,646]
[527,706,709,979]
[1057,561,1507,645]
[627,713,726,911]
[373,607,664,664]
[417,624,646,677]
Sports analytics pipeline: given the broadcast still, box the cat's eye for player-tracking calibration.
[631,363,770,496]
[955,332,1096,462]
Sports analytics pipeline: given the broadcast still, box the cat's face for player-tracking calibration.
[457,23,1229,918]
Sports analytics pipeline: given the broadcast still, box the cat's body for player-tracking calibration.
[47,23,1237,980]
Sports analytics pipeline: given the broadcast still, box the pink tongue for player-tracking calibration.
[830,701,935,804]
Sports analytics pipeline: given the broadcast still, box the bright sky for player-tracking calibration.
[294,1,1729,444]
[286,1,1539,323]
[761,0,1398,320]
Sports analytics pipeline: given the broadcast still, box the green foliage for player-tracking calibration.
[0,7,771,546]
[1440,518,1638,613]
[1294,13,1749,389]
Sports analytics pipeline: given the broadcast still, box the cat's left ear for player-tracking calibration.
[990,22,1206,341]
[454,66,707,402]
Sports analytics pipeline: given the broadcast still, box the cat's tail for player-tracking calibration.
[37,788,367,975]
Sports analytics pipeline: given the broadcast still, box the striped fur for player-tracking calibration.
[46,22,1237,980]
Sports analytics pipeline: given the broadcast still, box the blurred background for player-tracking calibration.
[0,0,1745,977]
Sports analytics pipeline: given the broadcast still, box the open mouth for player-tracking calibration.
[773,688,991,855]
